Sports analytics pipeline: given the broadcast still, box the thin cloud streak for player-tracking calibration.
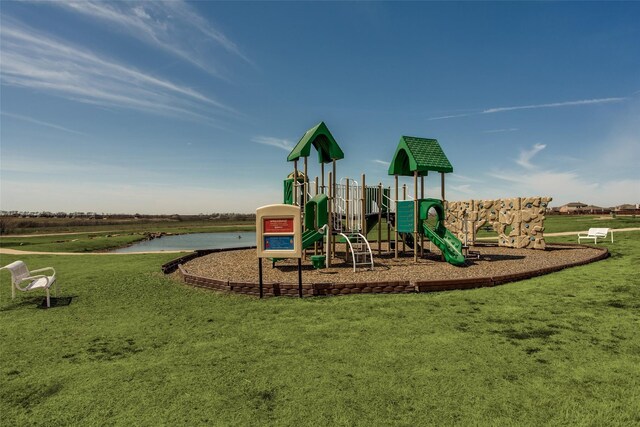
[0,20,235,123]
[429,97,626,120]
[372,159,390,167]
[1,111,85,135]
[252,136,294,151]
[450,173,484,183]
[52,0,252,75]
[449,184,474,195]
[482,128,519,134]
[483,98,625,114]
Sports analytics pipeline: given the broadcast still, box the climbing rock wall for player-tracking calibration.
[445,197,552,249]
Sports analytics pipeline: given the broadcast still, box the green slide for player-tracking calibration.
[302,194,328,250]
[301,228,324,249]
[422,223,465,266]
[418,198,465,266]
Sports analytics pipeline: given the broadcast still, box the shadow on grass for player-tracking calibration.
[38,296,74,309]
[0,295,76,311]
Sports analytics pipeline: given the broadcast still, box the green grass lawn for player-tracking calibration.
[471,214,640,240]
[1,230,639,425]
[534,214,639,233]
[0,233,148,253]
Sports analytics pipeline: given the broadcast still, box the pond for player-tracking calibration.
[112,231,256,253]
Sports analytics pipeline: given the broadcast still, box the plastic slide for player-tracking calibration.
[301,194,328,250]
[422,222,465,266]
[418,198,465,266]
[301,227,324,249]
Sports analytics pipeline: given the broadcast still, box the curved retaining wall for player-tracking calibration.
[161,246,256,274]
[163,244,609,298]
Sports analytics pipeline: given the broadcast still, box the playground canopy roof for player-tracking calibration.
[388,136,453,176]
[287,122,345,164]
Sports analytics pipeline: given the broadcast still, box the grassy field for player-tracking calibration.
[1,223,639,425]
[474,214,640,239]
[0,233,149,253]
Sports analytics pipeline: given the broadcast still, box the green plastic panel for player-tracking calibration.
[418,198,445,223]
[304,194,328,231]
[283,179,293,204]
[396,200,415,233]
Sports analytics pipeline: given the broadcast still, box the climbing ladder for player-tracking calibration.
[333,178,363,233]
[338,232,374,272]
[331,178,374,272]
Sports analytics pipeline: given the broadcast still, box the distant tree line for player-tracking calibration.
[0,211,255,219]
[0,211,256,234]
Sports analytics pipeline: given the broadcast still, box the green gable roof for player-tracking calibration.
[388,136,453,176]
[287,122,345,164]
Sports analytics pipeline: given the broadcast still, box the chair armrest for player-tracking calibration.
[20,274,47,281]
[30,267,56,276]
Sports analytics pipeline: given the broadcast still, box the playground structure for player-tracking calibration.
[279,122,466,269]
[170,122,580,298]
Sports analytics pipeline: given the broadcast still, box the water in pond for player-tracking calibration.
[112,232,256,253]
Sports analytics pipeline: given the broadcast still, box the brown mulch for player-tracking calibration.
[181,242,606,285]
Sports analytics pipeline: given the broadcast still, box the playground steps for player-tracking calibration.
[338,232,374,272]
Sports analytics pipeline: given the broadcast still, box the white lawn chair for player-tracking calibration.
[577,228,613,244]
[1,261,57,307]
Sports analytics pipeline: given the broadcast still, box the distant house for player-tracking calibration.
[614,203,639,211]
[583,205,609,214]
[559,202,588,213]
[612,203,640,215]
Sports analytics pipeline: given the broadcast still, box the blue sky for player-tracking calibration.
[1,1,639,214]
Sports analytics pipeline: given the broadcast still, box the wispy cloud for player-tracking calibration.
[252,136,294,151]
[50,1,252,76]
[516,143,546,170]
[482,128,519,134]
[487,169,639,207]
[483,98,625,114]
[372,159,390,167]
[0,19,235,123]
[450,173,484,183]
[449,184,474,195]
[429,97,626,120]
[1,111,85,135]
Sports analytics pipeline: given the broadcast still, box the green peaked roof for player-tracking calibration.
[287,122,345,164]
[388,136,453,176]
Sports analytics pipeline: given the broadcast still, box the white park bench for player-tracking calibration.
[577,228,613,244]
